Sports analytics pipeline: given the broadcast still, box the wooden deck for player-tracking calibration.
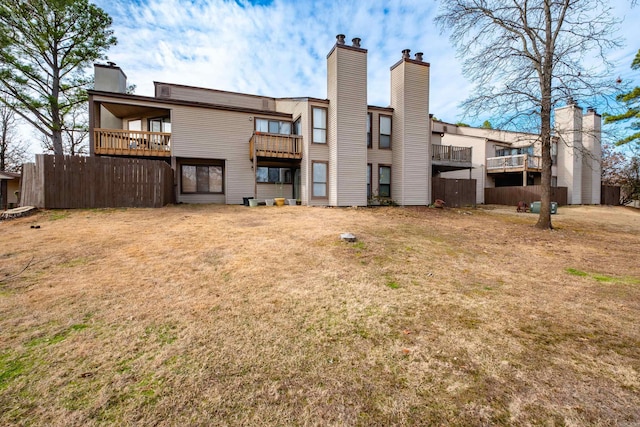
[431,144,473,173]
[486,154,542,173]
[250,132,302,160]
[432,144,472,163]
[94,129,171,157]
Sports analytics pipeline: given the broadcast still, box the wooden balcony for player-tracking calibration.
[486,154,541,173]
[250,132,302,160]
[94,128,171,157]
[431,144,472,173]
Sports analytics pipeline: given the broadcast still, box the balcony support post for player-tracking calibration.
[253,136,258,200]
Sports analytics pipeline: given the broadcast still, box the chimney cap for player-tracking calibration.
[402,49,411,59]
[352,37,361,48]
[106,61,117,67]
[336,34,346,45]
[415,52,423,62]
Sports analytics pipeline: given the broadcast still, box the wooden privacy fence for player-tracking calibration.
[432,177,476,207]
[601,185,620,205]
[21,155,174,209]
[485,185,568,206]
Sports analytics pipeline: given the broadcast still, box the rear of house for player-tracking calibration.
[89,35,600,207]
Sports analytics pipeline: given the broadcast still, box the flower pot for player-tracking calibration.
[265,199,274,206]
[287,199,297,206]
[248,199,259,207]
[274,197,285,207]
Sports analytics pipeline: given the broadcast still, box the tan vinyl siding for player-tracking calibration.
[172,106,275,204]
[390,59,430,205]
[327,45,368,206]
[555,105,583,204]
[401,64,429,205]
[390,66,404,204]
[327,50,338,206]
[99,106,122,129]
[257,183,293,200]
[157,84,277,111]
[275,98,316,205]
[581,112,601,204]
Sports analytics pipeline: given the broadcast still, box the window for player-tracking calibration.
[379,115,391,149]
[312,162,328,198]
[551,176,558,187]
[367,113,372,148]
[312,107,327,143]
[149,117,171,133]
[496,145,534,157]
[256,118,291,135]
[128,119,141,131]
[256,167,292,184]
[181,165,223,194]
[367,163,372,199]
[551,141,558,165]
[293,117,302,135]
[379,165,391,198]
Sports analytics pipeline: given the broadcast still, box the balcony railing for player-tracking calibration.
[486,154,541,172]
[250,132,302,160]
[94,128,171,157]
[432,144,472,163]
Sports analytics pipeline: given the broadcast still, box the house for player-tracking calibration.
[0,171,21,210]
[433,103,602,205]
[88,34,599,207]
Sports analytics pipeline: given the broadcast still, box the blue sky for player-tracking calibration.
[15,0,640,157]
[91,0,639,127]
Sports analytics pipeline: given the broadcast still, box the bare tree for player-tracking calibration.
[0,101,29,172]
[436,0,622,228]
[602,143,640,204]
[41,106,89,156]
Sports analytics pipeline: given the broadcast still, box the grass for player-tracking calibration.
[0,204,639,425]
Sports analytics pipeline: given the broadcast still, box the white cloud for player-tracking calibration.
[94,0,471,119]
[92,0,639,125]
[16,0,640,158]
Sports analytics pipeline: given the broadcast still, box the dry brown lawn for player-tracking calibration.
[1,204,639,426]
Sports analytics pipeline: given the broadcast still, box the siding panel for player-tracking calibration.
[328,46,368,206]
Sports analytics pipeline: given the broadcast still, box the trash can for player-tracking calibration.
[242,197,253,206]
[530,201,558,214]
[530,201,541,213]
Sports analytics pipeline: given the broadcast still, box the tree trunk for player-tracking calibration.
[52,130,64,155]
[535,2,554,230]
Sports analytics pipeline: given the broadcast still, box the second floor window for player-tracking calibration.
[293,117,302,135]
[256,118,291,135]
[149,117,171,133]
[496,146,534,157]
[379,116,391,149]
[312,107,327,143]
